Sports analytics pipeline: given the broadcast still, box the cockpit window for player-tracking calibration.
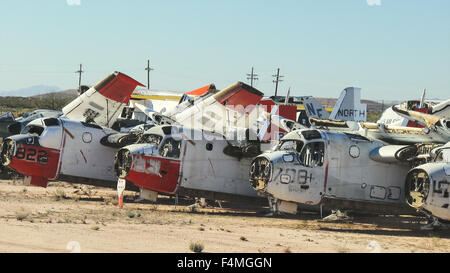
[21,125,45,136]
[435,148,450,163]
[300,142,325,167]
[301,130,322,140]
[159,137,182,159]
[44,118,59,127]
[277,140,304,153]
[141,134,163,145]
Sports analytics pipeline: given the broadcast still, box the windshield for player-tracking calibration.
[159,137,182,159]
[277,140,304,153]
[140,134,163,145]
[435,148,450,163]
[21,125,45,136]
[299,142,325,167]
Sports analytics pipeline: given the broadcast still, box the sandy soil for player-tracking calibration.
[0,178,449,253]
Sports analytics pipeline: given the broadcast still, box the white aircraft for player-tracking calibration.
[405,142,450,229]
[0,72,145,188]
[250,107,450,228]
[390,106,450,228]
[329,87,367,122]
[378,89,450,127]
[249,128,422,215]
[114,82,306,206]
[270,87,368,125]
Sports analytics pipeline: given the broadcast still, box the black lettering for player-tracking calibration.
[26,148,37,161]
[37,150,48,164]
[16,147,26,159]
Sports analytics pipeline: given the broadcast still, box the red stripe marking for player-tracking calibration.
[208,158,216,178]
[80,150,87,163]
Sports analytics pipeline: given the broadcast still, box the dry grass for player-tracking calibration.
[189,242,204,253]
[53,188,66,201]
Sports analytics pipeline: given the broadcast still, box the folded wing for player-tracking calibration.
[63,72,144,128]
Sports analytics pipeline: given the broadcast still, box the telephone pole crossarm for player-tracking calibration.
[246,67,259,87]
[272,68,284,96]
[75,64,84,94]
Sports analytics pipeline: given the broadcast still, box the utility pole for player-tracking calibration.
[272,68,284,96]
[75,64,84,93]
[246,67,259,87]
[145,60,154,89]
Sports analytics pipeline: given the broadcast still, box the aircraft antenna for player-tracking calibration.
[246,67,259,87]
[272,68,284,97]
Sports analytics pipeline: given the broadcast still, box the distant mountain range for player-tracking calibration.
[0,85,63,97]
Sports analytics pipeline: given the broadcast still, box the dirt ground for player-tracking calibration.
[0,179,449,253]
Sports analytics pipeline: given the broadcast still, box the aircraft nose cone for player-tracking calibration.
[114,148,132,179]
[0,139,15,166]
[249,157,273,191]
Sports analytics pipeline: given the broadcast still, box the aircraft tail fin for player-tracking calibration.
[329,87,367,122]
[303,97,330,120]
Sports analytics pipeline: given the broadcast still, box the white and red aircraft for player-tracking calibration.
[114,82,306,205]
[0,72,145,188]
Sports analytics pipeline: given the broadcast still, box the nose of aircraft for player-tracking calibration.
[0,139,15,166]
[249,156,273,191]
[114,148,132,179]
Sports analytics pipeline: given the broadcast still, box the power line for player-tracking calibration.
[272,68,284,96]
[145,60,155,89]
[246,67,259,87]
[75,64,84,94]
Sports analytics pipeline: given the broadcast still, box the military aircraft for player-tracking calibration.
[113,82,317,206]
[0,112,18,140]
[270,87,367,126]
[389,105,450,228]
[0,72,145,188]
[250,104,450,228]
[114,82,274,205]
[405,142,450,229]
[378,89,450,128]
[113,84,369,207]
[0,110,63,141]
[249,128,430,216]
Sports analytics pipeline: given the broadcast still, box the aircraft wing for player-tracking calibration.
[63,72,144,128]
[166,82,264,139]
[186,84,216,96]
[431,99,450,119]
[392,105,443,128]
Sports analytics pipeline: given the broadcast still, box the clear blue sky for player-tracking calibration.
[0,0,449,100]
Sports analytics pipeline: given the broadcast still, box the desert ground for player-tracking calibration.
[0,178,449,253]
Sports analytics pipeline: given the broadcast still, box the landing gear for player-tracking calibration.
[420,214,449,231]
[321,210,352,222]
[266,197,298,216]
[266,197,279,217]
